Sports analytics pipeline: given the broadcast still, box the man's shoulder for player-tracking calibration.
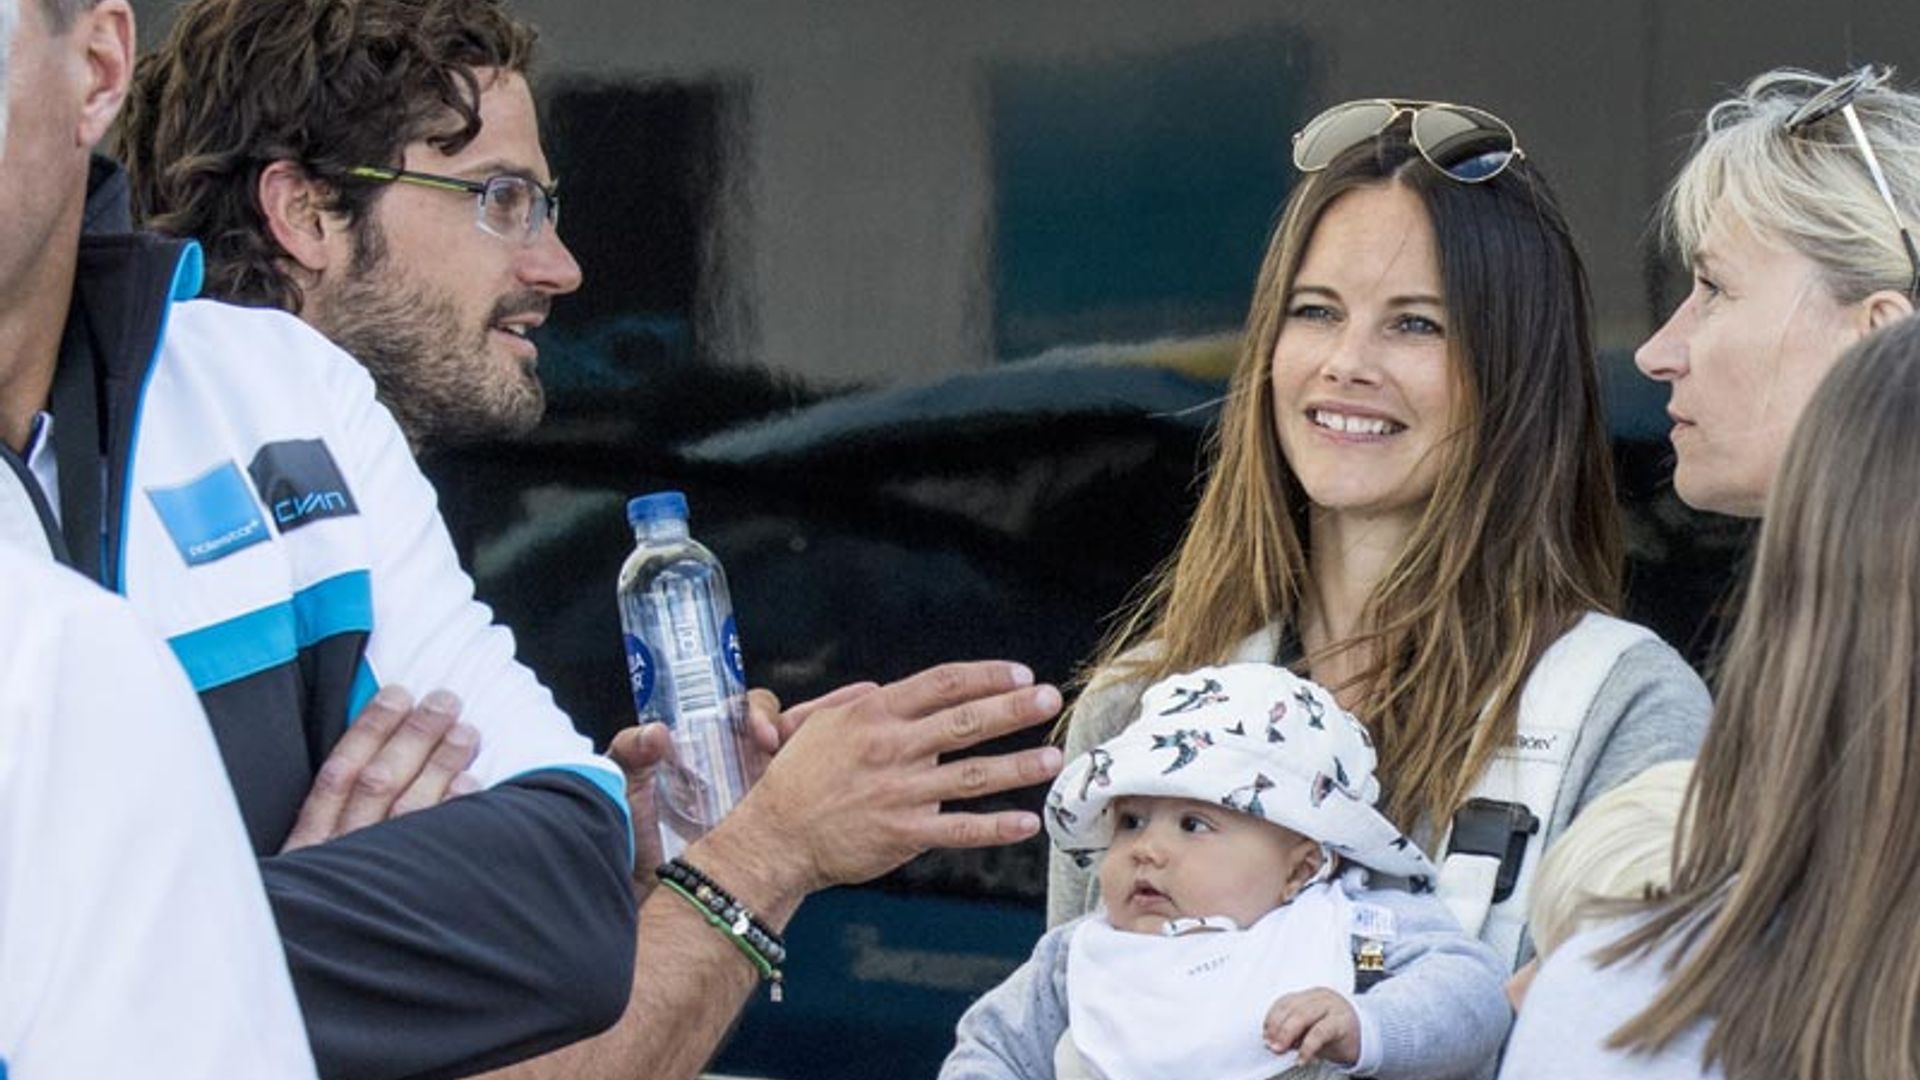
[158,297,377,404]
[167,297,350,357]
[0,548,158,691]
[0,547,126,623]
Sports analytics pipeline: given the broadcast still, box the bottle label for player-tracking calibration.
[722,615,747,689]
[624,633,657,715]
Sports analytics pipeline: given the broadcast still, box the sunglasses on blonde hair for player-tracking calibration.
[1783,66,1920,299]
[1291,99,1524,184]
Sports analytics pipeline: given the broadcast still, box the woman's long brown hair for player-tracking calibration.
[1606,315,1920,1079]
[1073,133,1622,834]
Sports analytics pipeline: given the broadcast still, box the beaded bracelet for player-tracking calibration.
[657,858,787,963]
[654,858,787,1000]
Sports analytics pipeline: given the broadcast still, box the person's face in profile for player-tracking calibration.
[304,68,584,449]
[1269,182,1458,531]
[1634,206,1860,518]
[0,0,99,313]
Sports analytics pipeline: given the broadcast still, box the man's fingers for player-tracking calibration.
[278,686,416,853]
[323,686,415,775]
[901,809,1043,852]
[609,723,670,779]
[335,691,460,833]
[914,745,1063,803]
[744,688,783,755]
[876,662,1035,721]
[903,683,1062,758]
[389,721,480,815]
[783,681,878,734]
[608,724,670,882]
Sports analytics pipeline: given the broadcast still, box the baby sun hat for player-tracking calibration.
[1047,662,1437,883]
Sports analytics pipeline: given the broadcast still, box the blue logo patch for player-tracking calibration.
[147,462,270,567]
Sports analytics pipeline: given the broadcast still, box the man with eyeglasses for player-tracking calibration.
[3,1,643,1075]
[8,2,1063,1077]
[121,1,576,454]
[115,6,599,868]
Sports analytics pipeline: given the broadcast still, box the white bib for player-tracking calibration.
[1066,882,1355,1080]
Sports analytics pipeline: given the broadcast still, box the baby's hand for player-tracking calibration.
[1263,987,1360,1067]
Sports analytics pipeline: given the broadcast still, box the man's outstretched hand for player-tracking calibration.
[607,683,878,894]
[695,661,1065,904]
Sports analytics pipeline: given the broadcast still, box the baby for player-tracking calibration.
[941,663,1510,1080]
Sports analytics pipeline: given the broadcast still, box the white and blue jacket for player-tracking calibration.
[1,171,637,1078]
[0,548,318,1079]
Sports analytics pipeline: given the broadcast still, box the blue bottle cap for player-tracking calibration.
[627,491,689,527]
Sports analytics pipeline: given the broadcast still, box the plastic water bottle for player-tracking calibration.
[617,491,753,861]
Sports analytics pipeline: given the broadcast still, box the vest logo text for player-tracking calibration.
[250,439,359,535]
[275,490,351,526]
[1506,728,1570,764]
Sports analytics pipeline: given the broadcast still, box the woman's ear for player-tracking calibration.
[1862,288,1915,333]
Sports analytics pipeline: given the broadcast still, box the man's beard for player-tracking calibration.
[308,239,547,452]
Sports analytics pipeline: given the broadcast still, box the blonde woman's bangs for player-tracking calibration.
[1665,68,1920,303]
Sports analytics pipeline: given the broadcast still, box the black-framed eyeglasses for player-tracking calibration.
[1783,66,1920,300]
[347,165,561,243]
[1292,99,1525,184]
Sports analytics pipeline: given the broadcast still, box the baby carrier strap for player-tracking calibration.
[1435,612,1655,970]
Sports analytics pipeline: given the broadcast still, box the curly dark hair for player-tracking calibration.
[115,0,536,311]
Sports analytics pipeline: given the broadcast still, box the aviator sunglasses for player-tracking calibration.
[1782,66,1920,300]
[1291,99,1524,183]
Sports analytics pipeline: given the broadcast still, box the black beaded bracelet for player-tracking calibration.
[655,858,789,968]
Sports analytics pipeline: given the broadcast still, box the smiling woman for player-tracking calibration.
[1270,183,1457,525]
[1049,104,1711,973]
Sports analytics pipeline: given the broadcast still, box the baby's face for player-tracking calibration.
[1098,795,1323,934]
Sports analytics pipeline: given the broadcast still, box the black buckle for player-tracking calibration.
[1445,798,1540,904]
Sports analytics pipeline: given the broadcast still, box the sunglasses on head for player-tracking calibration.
[1782,66,1920,300]
[1291,99,1524,184]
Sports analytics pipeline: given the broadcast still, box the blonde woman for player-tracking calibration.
[1501,306,1920,1080]
[1636,66,1920,516]
[1048,101,1709,971]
